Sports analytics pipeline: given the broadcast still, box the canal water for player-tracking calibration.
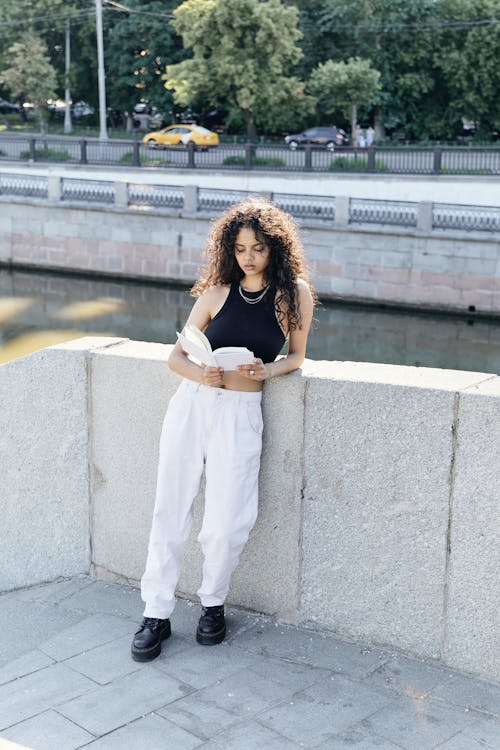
[1,267,499,374]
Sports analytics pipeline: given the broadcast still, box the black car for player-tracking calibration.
[284,126,347,151]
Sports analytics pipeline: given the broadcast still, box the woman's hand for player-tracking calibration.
[236,358,269,381]
[202,365,224,388]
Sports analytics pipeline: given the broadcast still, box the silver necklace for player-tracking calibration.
[238,283,270,305]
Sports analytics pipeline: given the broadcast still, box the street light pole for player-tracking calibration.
[64,17,72,134]
[95,0,108,140]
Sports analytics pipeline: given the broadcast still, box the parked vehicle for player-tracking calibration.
[284,126,347,151]
[143,124,219,150]
[0,97,20,113]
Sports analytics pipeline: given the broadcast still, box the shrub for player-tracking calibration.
[119,151,166,165]
[329,156,389,171]
[222,154,285,168]
[20,146,70,161]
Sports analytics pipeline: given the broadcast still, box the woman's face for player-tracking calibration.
[234,226,270,282]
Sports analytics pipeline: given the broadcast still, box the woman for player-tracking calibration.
[131,197,315,661]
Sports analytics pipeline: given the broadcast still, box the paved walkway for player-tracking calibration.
[0,576,498,750]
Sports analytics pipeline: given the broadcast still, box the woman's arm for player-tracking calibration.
[237,279,314,381]
[168,289,226,387]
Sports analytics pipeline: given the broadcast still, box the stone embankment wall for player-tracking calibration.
[0,194,499,316]
[1,337,498,682]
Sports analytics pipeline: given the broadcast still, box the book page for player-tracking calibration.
[213,348,254,370]
[176,331,217,367]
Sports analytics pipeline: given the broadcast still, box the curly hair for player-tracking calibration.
[191,197,316,331]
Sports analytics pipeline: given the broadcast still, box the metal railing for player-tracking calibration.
[0,171,499,233]
[1,135,500,174]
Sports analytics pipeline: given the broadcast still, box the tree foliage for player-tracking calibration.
[105,0,184,117]
[308,57,381,137]
[0,32,57,133]
[0,0,498,140]
[165,0,308,139]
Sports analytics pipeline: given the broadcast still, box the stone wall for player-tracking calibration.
[1,337,498,681]
[0,197,499,315]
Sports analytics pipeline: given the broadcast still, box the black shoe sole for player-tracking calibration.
[196,624,226,646]
[131,624,171,662]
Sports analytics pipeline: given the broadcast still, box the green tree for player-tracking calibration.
[105,0,185,129]
[436,0,500,137]
[164,0,307,141]
[308,57,381,139]
[0,32,57,134]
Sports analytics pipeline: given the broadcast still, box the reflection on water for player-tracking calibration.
[1,267,499,374]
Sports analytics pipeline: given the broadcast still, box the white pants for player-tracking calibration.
[141,379,263,619]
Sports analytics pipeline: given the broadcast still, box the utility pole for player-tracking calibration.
[64,17,72,134]
[95,0,108,140]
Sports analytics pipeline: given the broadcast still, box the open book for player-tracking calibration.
[176,324,255,370]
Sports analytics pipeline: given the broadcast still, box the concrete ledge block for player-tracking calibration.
[87,341,178,582]
[301,370,456,657]
[0,347,91,591]
[444,376,500,681]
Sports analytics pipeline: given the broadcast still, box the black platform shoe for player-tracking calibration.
[131,617,171,662]
[196,605,226,645]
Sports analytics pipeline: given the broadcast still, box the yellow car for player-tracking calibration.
[142,124,219,150]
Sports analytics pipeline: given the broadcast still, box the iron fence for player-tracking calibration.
[61,178,115,204]
[350,198,418,227]
[1,171,499,233]
[128,183,184,209]
[433,203,500,232]
[0,171,48,198]
[1,134,500,174]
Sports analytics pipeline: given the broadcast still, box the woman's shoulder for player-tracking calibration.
[202,284,231,300]
[198,284,231,315]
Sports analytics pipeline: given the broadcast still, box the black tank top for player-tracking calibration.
[204,283,286,363]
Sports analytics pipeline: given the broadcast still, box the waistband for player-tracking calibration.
[180,378,262,403]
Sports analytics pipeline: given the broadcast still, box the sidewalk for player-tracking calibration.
[0,576,498,750]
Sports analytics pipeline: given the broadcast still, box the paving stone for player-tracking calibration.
[56,579,144,620]
[200,718,304,749]
[156,692,242,741]
[38,613,134,660]
[256,672,394,747]
[172,664,303,720]
[0,598,85,667]
[153,641,259,689]
[231,619,389,678]
[360,695,477,750]
[0,708,93,750]
[77,713,202,750]
[56,664,194,736]
[432,731,496,749]
[314,727,404,749]
[460,717,500,749]
[363,656,449,698]
[0,663,95,731]
[0,649,54,687]
[12,577,94,605]
[429,671,500,717]
[65,632,189,684]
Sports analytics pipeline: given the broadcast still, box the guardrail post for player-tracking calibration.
[29,137,36,161]
[132,141,141,167]
[244,143,253,170]
[187,141,196,168]
[367,146,375,171]
[79,139,88,165]
[417,201,433,231]
[433,146,442,174]
[335,195,350,226]
[304,144,312,172]
[184,184,198,213]
[114,181,128,208]
[47,175,61,202]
